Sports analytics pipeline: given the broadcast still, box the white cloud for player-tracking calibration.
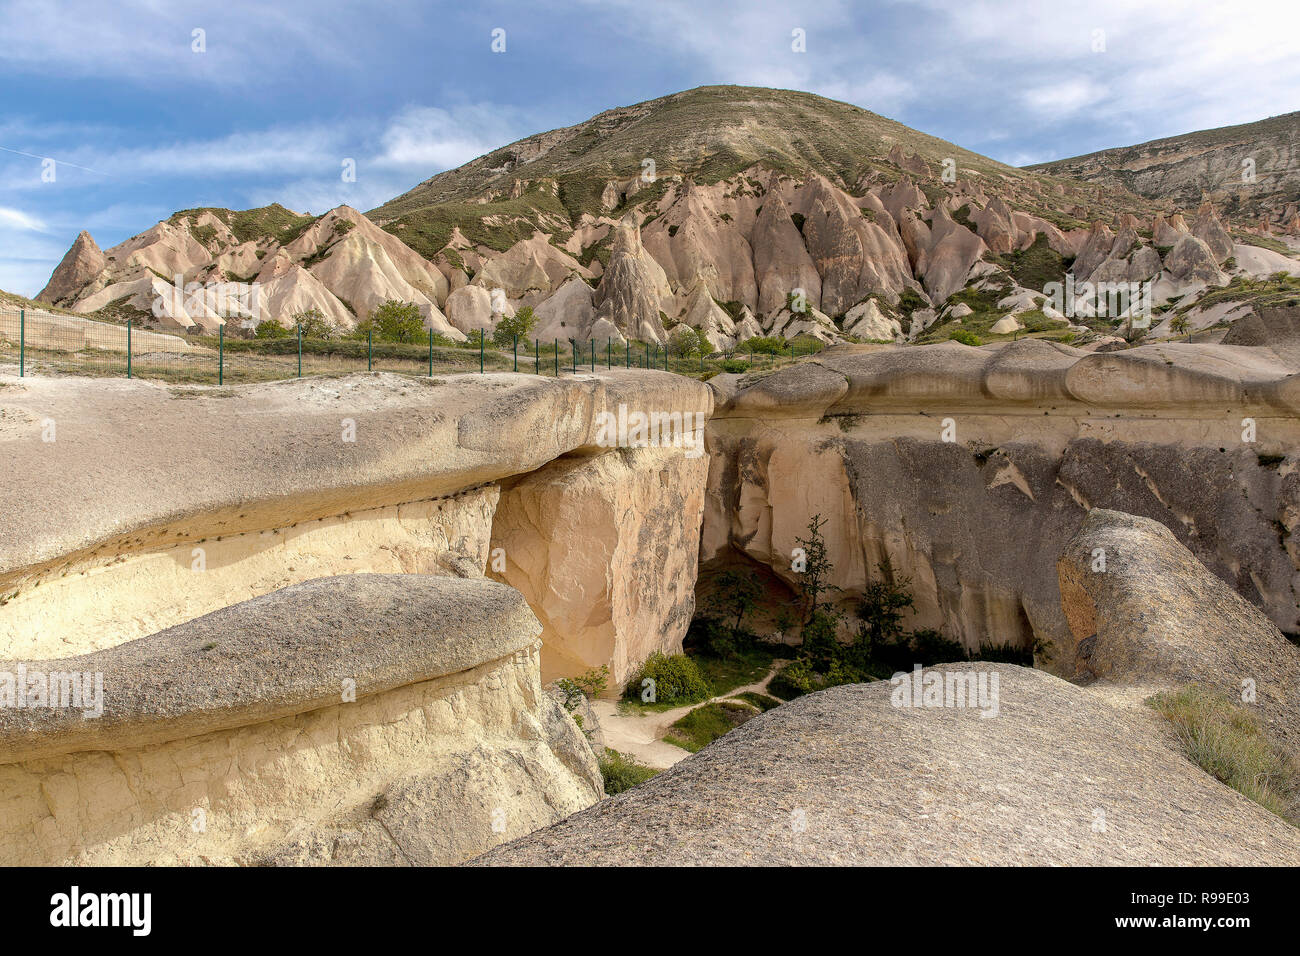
[1022,79,1107,117]
[0,206,45,231]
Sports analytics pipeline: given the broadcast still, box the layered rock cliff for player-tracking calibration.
[702,328,1300,673]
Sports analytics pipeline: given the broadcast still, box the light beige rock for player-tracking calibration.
[37,231,105,306]
[491,444,708,689]
[0,575,602,865]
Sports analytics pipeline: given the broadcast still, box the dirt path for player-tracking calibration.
[593,664,782,769]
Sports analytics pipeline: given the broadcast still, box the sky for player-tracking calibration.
[1,0,1297,297]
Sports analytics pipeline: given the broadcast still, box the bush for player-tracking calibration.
[254,319,291,339]
[598,749,660,794]
[739,335,789,355]
[625,651,710,706]
[670,324,711,357]
[686,615,737,658]
[292,308,337,339]
[493,305,537,347]
[721,358,751,373]
[799,610,841,672]
[768,658,816,699]
[355,299,424,344]
[555,665,609,709]
[948,328,983,346]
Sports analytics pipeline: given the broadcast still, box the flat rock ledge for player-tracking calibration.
[474,664,1300,866]
[0,574,603,865]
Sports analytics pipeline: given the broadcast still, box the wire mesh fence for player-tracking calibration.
[0,306,822,385]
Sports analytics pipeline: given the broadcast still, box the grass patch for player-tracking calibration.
[664,699,759,753]
[731,691,781,712]
[1149,684,1299,826]
[597,748,661,794]
[692,644,780,697]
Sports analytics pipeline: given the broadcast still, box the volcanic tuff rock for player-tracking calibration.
[0,369,711,685]
[702,331,1300,673]
[0,574,602,865]
[1059,508,1300,749]
[36,231,105,304]
[490,444,708,689]
[37,86,1297,352]
[474,664,1300,865]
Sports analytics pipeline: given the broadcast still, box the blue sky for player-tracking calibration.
[2,0,1297,296]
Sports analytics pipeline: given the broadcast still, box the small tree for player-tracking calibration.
[360,299,424,343]
[1170,314,1190,341]
[254,319,291,339]
[851,557,915,668]
[493,305,537,347]
[793,513,836,625]
[292,308,336,339]
[714,568,762,637]
[670,324,711,357]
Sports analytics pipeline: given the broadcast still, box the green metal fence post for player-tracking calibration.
[535,338,540,375]
[607,338,611,369]
[554,339,558,376]
[590,339,595,371]
[479,333,484,373]
[513,334,518,372]
[297,323,302,378]
[218,324,224,385]
[428,329,434,376]
[626,340,630,369]
[126,319,132,379]
[571,339,577,373]
[367,329,373,371]
[18,309,24,377]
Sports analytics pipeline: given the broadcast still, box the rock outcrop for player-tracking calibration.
[1058,508,1300,749]
[36,231,105,305]
[703,334,1300,674]
[0,574,602,865]
[475,664,1300,865]
[491,445,708,688]
[0,370,712,687]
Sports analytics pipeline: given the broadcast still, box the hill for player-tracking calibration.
[1030,111,1300,227]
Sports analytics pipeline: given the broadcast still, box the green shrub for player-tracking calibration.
[254,319,291,339]
[739,335,789,355]
[768,658,818,700]
[291,308,337,339]
[948,328,983,346]
[598,749,660,794]
[625,651,710,706]
[721,358,751,373]
[353,299,425,344]
[493,305,537,347]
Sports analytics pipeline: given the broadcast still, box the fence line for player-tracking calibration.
[0,306,821,386]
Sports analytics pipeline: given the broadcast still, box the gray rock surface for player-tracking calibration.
[474,665,1300,865]
[1059,508,1300,749]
